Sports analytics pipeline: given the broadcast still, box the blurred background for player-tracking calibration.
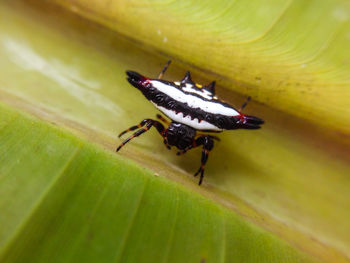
[0,0,349,262]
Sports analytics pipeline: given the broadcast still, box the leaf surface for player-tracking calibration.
[0,1,349,262]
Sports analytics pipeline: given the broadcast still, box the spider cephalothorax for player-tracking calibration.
[117,61,264,185]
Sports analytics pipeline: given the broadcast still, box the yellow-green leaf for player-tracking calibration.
[0,0,349,262]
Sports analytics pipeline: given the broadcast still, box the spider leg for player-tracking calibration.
[156,114,170,125]
[163,138,171,150]
[155,114,171,149]
[176,134,219,156]
[193,136,214,185]
[176,148,189,156]
[118,119,150,138]
[158,60,172,79]
[116,119,165,152]
[239,96,251,111]
[176,141,196,156]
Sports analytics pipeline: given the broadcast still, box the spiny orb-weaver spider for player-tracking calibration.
[117,61,264,185]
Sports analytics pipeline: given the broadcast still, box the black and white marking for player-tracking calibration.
[126,70,263,131]
[117,61,264,185]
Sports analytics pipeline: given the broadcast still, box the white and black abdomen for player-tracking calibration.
[126,71,264,131]
[144,80,243,131]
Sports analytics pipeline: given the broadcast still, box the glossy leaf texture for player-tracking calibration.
[0,0,349,262]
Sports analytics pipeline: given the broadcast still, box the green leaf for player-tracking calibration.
[0,104,312,263]
[0,0,349,262]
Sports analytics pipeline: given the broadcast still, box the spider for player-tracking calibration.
[117,61,264,185]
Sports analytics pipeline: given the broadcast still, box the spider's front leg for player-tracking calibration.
[193,136,214,185]
[176,135,219,156]
[156,114,171,150]
[117,119,166,152]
